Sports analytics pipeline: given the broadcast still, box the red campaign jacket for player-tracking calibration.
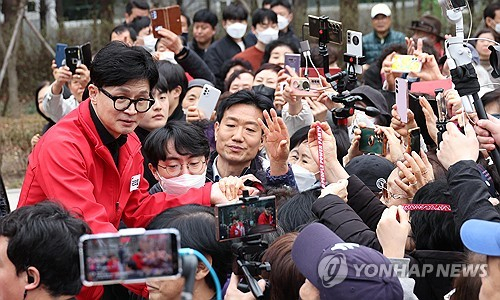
[18,100,212,299]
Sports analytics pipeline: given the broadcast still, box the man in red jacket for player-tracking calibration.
[18,41,232,299]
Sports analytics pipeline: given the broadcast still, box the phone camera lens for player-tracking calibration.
[352,36,359,46]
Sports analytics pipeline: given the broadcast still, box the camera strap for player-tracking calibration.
[316,126,327,188]
[401,204,452,212]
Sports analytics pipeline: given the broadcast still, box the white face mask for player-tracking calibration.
[495,23,500,34]
[226,22,247,39]
[143,34,157,53]
[277,15,289,31]
[157,51,177,64]
[256,28,279,45]
[292,164,317,192]
[348,111,376,142]
[157,171,207,195]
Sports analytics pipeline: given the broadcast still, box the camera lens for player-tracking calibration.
[352,36,359,46]
[302,81,310,91]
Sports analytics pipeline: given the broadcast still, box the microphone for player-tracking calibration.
[353,105,381,117]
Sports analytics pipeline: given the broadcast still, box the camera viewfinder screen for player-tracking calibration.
[216,196,277,241]
[82,232,179,283]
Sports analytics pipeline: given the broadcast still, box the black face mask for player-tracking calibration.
[181,33,189,46]
[252,84,275,103]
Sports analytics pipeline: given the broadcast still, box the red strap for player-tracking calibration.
[316,126,327,189]
[401,204,452,212]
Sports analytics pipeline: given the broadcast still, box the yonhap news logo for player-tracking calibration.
[317,243,359,288]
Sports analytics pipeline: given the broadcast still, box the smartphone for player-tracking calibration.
[197,84,221,119]
[346,30,363,74]
[289,77,325,97]
[391,54,422,73]
[308,15,342,45]
[150,5,182,38]
[284,53,301,75]
[395,77,409,123]
[407,127,421,154]
[55,43,67,67]
[359,127,387,155]
[80,42,92,67]
[79,228,181,286]
[215,196,277,241]
[65,46,81,74]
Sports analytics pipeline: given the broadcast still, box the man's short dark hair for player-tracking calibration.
[90,41,159,91]
[0,201,89,297]
[216,89,274,123]
[222,3,248,21]
[411,180,463,251]
[193,9,218,28]
[270,0,293,12]
[484,2,500,20]
[156,61,188,119]
[110,24,137,42]
[148,205,232,292]
[143,120,210,168]
[126,0,149,15]
[262,0,273,7]
[251,8,278,28]
[129,15,151,35]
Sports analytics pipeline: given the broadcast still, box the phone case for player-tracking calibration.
[55,43,67,68]
[392,55,422,73]
[150,5,182,38]
[395,77,409,123]
[284,53,301,75]
[346,30,363,74]
[359,128,387,155]
[289,77,325,97]
[80,42,92,67]
[65,46,81,74]
[197,84,221,119]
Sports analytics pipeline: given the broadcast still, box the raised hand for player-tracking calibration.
[257,108,290,176]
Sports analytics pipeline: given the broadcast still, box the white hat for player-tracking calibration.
[371,3,391,18]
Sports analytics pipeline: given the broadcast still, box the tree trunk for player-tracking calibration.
[99,0,114,21]
[55,0,63,23]
[0,0,21,117]
[292,0,307,40]
[391,0,398,30]
[339,0,358,41]
[417,0,422,18]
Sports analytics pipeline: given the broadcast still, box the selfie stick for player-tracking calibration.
[439,0,500,175]
[179,248,222,300]
[316,126,327,188]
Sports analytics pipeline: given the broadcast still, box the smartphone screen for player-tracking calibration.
[79,229,180,286]
[55,43,67,68]
[407,127,421,154]
[359,127,385,155]
[215,196,277,241]
[391,55,422,73]
[284,53,301,75]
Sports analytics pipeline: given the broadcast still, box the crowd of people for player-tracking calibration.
[4,0,500,299]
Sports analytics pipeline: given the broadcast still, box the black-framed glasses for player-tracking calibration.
[99,87,155,113]
[157,160,207,177]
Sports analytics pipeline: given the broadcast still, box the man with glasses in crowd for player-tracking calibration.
[18,42,230,299]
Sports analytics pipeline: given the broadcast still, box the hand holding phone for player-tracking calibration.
[150,5,182,38]
[289,77,324,97]
[407,127,421,154]
[359,127,387,155]
[197,84,221,119]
